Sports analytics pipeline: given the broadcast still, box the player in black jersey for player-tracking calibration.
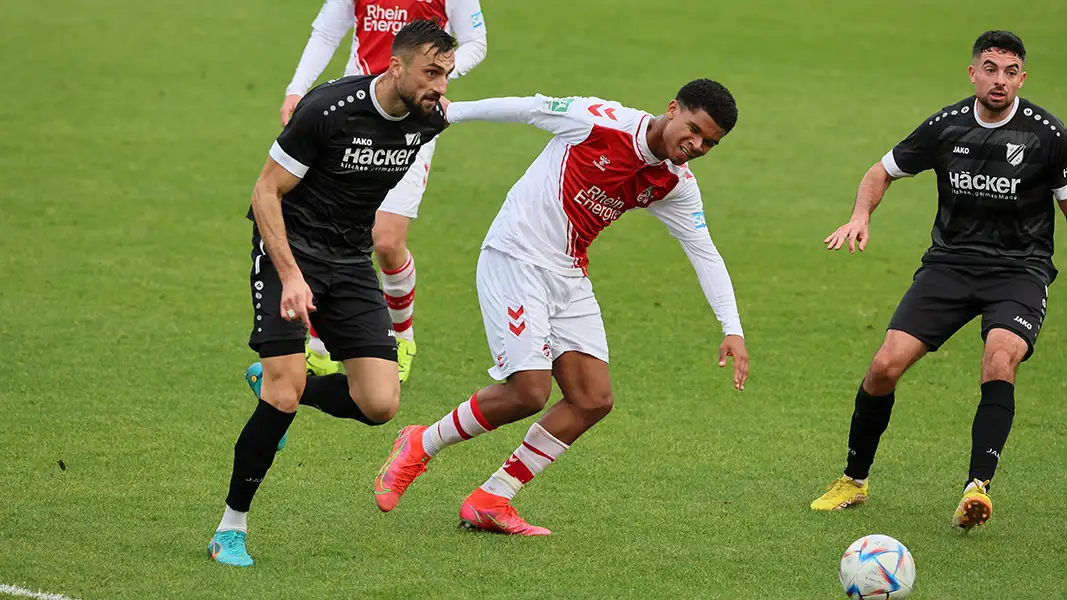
[208,20,453,567]
[812,31,1067,528]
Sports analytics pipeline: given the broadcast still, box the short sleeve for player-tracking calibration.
[883,115,942,178]
[271,97,334,178]
[1049,125,1067,200]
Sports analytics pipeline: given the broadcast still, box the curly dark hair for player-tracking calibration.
[972,30,1025,62]
[676,79,737,133]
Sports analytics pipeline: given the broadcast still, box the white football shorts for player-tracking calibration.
[477,246,609,380]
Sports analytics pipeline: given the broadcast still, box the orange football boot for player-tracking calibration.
[374,425,431,512]
[459,488,551,536]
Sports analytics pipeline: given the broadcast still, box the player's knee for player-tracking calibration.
[261,367,304,412]
[354,385,400,425]
[868,352,905,387]
[373,228,407,264]
[574,388,614,423]
[507,378,552,417]
[982,349,1019,381]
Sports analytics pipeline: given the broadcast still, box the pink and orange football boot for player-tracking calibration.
[459,488,551,536]
[374,425,431,512]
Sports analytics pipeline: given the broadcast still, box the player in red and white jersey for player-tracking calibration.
[373,80,750,535]
[279,0,488,383]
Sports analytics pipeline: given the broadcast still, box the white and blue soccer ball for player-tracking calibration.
[839,534,915,599]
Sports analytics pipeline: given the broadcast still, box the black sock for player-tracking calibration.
[968,380,1015,488]
[226,399,295,512]
[844,384,896,480]
[300,373,384,425]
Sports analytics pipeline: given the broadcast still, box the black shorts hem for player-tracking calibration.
[253,339,306,359]
[981,324,1036,361]
[330,344,397,362]
[886,326,940,352]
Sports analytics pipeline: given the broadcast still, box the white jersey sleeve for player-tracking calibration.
[446,94,615,144]
[646,177,744,338]
[285,0,355,97]
[445,0,487,79]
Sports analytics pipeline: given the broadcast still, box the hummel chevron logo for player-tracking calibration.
[587,103,617,120]
[508,305,526,336]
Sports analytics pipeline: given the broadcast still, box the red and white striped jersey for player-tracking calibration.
[447,95,744,337]
[287,0,487,96]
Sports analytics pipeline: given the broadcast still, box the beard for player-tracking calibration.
[399,86,440,120]
[978,90,1012,113]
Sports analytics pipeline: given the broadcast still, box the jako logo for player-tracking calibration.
[405,132,421,146]
[342,147,416,166]
[953,146,970,154]
[352,137,373,146]
[1014,315,1032,330]
[949,171,1021,195]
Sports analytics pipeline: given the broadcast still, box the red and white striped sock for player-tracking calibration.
[480,423,569,500]
[422,392,494,456]
[381,253,416,342]
[307,325,328,357]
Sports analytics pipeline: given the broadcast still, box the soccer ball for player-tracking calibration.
[838,534,915,599]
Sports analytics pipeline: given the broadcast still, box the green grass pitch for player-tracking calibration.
[2,0,1066,598]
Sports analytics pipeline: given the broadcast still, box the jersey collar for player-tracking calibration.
[974,96,1019,129]
[636,114,662,165]
[370,74,408,122]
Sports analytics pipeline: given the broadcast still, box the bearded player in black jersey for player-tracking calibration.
[812,31,1067,528]
[208,20,453,567]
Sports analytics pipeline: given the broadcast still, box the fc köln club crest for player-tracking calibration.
[1006,142,1026,167]
[636,186,655,205]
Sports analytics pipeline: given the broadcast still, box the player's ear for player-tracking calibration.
[1019,71,1027,88]
[968,64,977,85]
[388,55,403,78]
[666,99,679,120]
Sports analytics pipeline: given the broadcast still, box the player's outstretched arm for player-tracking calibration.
[281,0,355,126]
[646,187,748,390]
[250,158,316,328]
[445,95,595,143]
[824,161,896,254]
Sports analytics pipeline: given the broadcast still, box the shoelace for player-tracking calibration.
[388,453,427,491]
[221,531,245,552]
[828,478,857,494]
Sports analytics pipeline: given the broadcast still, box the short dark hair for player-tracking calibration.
[972,30,1025,62]
[392,19,454,62]
[676,79,738,133]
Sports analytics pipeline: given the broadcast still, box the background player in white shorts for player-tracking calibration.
[373,80,750,534]
[280,0,488,382]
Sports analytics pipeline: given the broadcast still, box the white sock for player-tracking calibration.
[847,475,867,485]
[481,468,523,498]
[422,392,492,457]
[481,423,569,500]
[217,505,247,532]
[381,253,416,342]
[308,334,328,357]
